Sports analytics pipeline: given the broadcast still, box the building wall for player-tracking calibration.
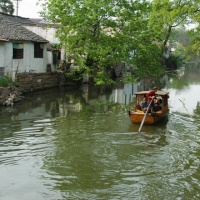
[47,51,57,72]
[25,25,66,63]
[0,42,5,68]
[1,42,48,75]
[25,26,59,44]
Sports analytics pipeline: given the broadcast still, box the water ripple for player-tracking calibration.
[0,118,56,166]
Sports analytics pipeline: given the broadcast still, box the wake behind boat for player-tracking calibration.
[128,90,169,124]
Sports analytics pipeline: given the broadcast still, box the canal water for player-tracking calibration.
[0,64,200,200]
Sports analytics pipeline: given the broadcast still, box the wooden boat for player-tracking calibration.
[128,90,169,124]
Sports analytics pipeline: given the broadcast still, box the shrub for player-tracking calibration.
[0,75,13,87]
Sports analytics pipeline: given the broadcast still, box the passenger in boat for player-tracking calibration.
[146,87,158,113]
[153,98,162,112]
[141,97,148,112]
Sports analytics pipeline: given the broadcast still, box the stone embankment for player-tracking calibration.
[0,72,78,106]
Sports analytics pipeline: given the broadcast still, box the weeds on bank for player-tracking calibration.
[0,75,13,87]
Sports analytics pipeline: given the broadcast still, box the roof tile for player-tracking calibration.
[0,12,48,42]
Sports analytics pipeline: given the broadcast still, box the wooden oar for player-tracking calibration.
[138,97,154,132]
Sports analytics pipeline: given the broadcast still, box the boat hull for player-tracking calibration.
[129,111,168,124]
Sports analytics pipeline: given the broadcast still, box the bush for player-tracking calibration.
[65,68,85,82]
[0,75,13,87]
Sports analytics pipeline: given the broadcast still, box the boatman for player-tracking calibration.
[146,87,158,112]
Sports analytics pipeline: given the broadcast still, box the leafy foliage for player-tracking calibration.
[42,0,165,84]
[0,0,14,15]
[0,75,13,87]
[42,0,200,84]
[149,0,200,59]
[65,67,85,83]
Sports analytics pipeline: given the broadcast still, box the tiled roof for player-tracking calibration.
[0,12,48,42]
[0,36,8,41]
[30,18,44,24]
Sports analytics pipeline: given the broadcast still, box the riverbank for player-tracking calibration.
[0,71,81,107]
[0,87,25,106]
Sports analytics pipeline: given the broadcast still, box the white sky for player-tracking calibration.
[12,0,42,18]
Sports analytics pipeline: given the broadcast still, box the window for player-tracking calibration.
[34,43,44,58]
[13,43,24,59]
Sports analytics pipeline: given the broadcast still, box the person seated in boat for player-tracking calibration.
[146,87,158,113]
[152,98,162,112]
[140,97,148,112]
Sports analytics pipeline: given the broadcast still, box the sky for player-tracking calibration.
[12,0,43,18]
[11,0,197,29]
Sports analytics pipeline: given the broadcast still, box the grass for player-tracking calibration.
[0,75,13,87]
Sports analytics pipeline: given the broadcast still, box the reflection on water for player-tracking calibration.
[168,85,199,115]
[166,65,200,116]
[0,64,200,199]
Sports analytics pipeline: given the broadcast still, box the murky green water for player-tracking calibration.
[0,65,200,200]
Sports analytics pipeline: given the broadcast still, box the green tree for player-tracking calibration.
[188,1,200,57]
[149,0,200,59]
[42,0,200,85]
[0,0,15,15]
[42,0,164,85]
[169,28,190,47]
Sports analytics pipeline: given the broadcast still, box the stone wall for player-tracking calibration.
[0,72,80,106]
[16,72,66,92]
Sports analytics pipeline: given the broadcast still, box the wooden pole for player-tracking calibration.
[138,97,154,132]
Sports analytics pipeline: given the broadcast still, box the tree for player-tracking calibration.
[0,0,15,15]
[188,1,200,57]
[149,0,200,59]
[42,0,200,85]
[169,27,190,48]
[42,0,164,85]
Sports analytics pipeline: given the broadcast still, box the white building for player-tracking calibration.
[0,12,60,76]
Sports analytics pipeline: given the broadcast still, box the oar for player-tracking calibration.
[138,97,154,132]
